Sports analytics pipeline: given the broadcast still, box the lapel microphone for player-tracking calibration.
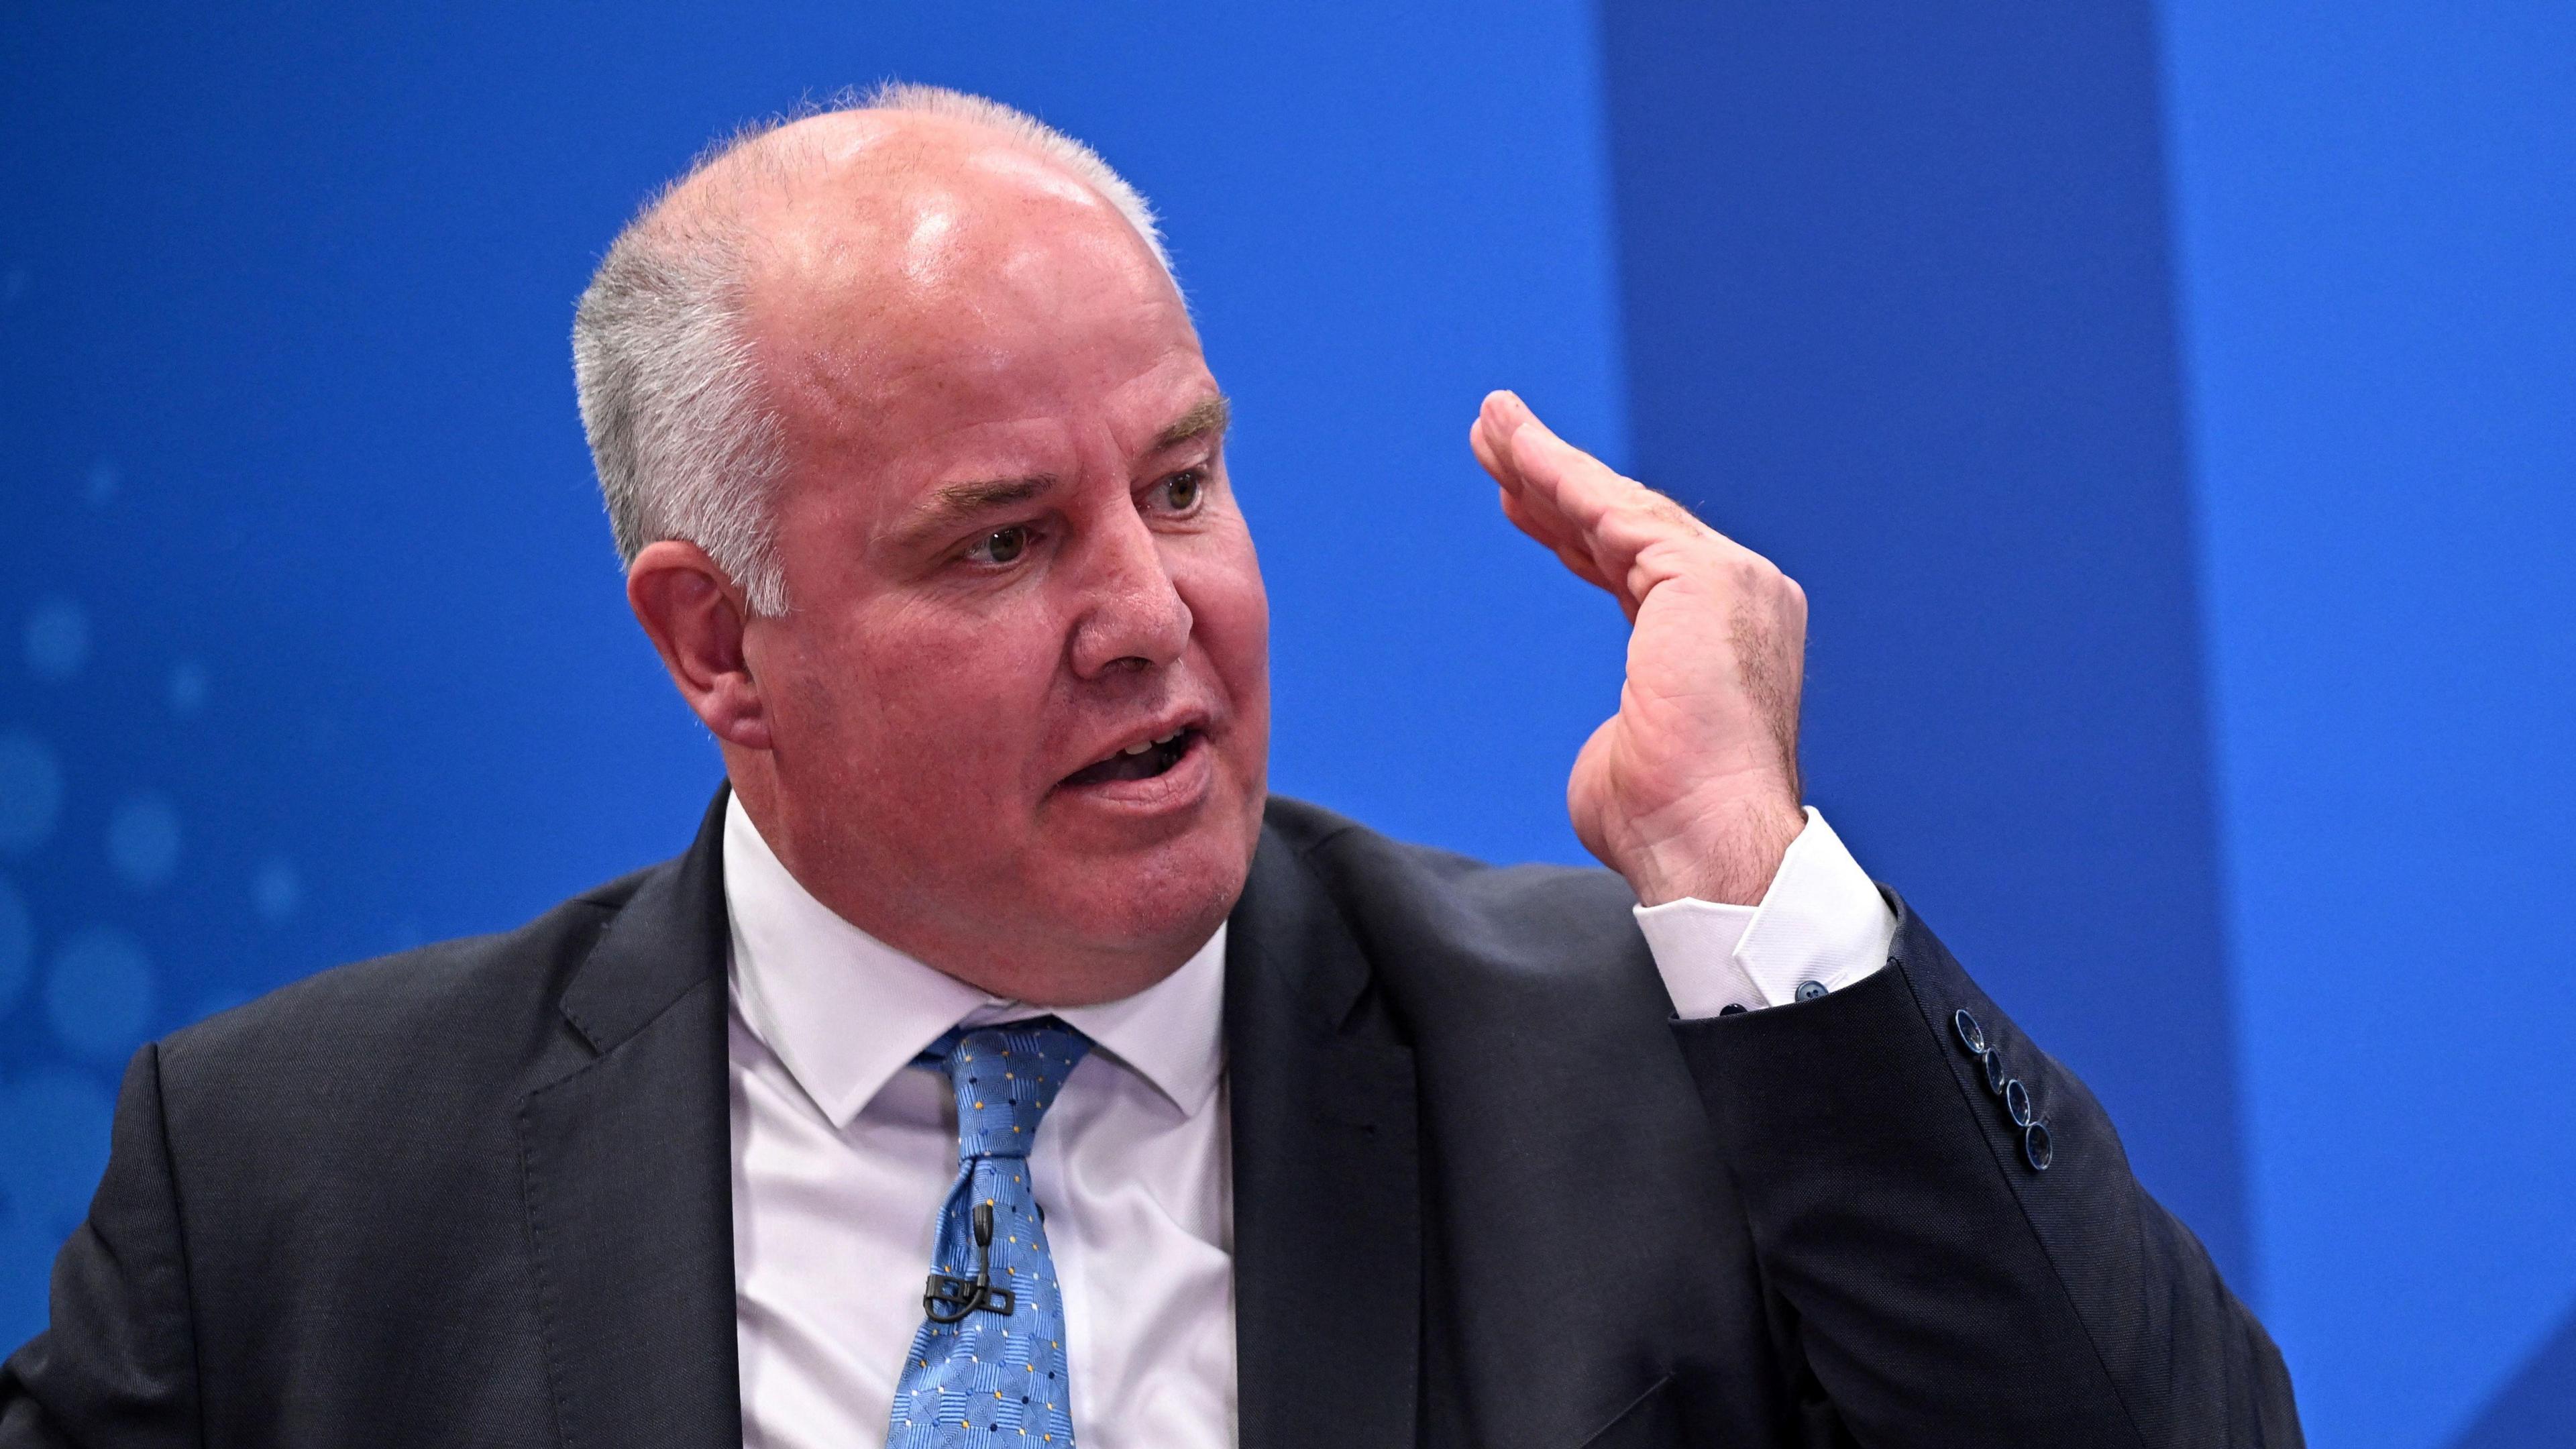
[922,1201,1018,1323]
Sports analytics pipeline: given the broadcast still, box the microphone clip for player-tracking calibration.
[922,1201,1017,1323]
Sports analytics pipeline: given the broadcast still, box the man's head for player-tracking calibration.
[574,87,1271,1006]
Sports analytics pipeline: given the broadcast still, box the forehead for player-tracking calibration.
[735,125,1205,469]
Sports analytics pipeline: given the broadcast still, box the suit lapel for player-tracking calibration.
[517,788,741,1449]
[1226,827,1422,1449]
[510,790,1427,1449]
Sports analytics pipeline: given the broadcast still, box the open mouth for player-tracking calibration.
[1061,727,1201,788]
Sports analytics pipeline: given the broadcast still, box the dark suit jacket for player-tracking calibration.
[1,790,2300,1447]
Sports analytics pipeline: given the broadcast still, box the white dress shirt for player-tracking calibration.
[725,796,1894,1449]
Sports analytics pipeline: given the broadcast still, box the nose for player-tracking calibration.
[1066,506,1193,678]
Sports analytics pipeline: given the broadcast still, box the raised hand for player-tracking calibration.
[1468,390,1809,906]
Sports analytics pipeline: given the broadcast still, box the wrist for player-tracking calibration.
[1618,795,1808,907]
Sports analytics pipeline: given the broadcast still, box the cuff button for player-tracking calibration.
[1981,1048,2008,1095]
[2023,1120,2054,1172]
[1719,1003,1749,1016]
[1794,979,1828,1002]
[1953,1008,1988,1056]
[2004,1077,2035,1128]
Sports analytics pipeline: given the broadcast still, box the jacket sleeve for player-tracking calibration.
[1670,895,2302,1448]
[0,1044,201,1449]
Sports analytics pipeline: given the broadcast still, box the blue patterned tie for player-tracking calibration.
[888,1018,1092,1448]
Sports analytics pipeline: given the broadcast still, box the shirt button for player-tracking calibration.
[1719,1003,1749,1016]
[1794,979,1828,1002]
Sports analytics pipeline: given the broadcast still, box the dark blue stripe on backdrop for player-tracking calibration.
[1595,0,2249,1288]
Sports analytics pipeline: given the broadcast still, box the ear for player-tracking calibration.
[627,539,773,751]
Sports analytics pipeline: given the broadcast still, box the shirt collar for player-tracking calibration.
[722,792,1227,1129]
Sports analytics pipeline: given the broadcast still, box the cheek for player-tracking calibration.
[776,598,1067,793]
[1180,535,1271,717]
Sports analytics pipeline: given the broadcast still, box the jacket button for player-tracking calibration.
[1794,979,1827,1002]
[1953,1008,1988,1055]
[2004,1077,2035,1128]
[1981,1048,2008,1095]
[2023,1120,2054,1171]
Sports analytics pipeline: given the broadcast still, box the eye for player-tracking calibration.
[1159,469,1205,513]
[970,525,1032,566]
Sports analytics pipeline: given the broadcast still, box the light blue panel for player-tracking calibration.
[0,0,1624,1345]
[2158,5,2576,1446]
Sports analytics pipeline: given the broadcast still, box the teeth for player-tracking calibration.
[1113,729,1186,759]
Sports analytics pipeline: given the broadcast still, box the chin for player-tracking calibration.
[1036,816,1255,963]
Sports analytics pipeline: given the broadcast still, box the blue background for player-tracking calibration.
[2,3,2569,1444]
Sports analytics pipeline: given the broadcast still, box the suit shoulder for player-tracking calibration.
[155,862,658,1093]
[1260,795,1644,974]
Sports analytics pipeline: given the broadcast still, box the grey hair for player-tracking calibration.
[570,83,1173,616]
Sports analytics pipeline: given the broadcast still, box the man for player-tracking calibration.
[0,85,2300,1446]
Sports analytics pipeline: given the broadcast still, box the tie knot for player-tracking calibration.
[920,1018,1091,1161]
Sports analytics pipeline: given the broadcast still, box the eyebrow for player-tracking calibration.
[902,474,1058,544]
[1152,394,1231,453]
[895,395,1233,548]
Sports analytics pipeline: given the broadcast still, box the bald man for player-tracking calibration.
[0,88,2301,1448]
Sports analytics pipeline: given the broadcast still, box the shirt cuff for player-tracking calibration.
[1631,808,1899,1018]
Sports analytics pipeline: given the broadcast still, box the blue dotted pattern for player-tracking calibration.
[888,1020,1091,1448]
[0,731,63,855]
[3,576,311,1348]
[0,1070,114,1328]
[45,928,156,1064]
[105,791,180,891]
[22,598,88,682]
[0,876,30,1012]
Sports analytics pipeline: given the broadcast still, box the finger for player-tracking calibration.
[1493,393,1640,537]
[1477,392,1682,619]
[1474,394,1591,560]
[1477,391,1670,610]
[1493,453,1623,602]
[1495,394,1733,591]
[1485,439,1580,544]
[1491,396,1678,596]
[1564,543,1637,623]
[1479,392,1615,533]
[1497,486,1618,596]
[1470,391,1536,496]
[1468,408,1513,489]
